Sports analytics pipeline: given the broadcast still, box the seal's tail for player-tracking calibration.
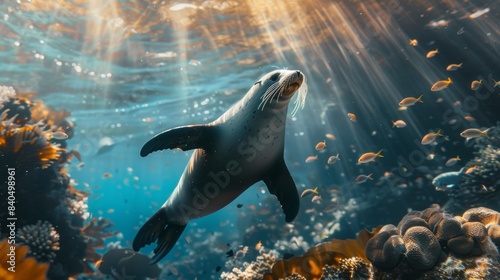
[133,209,186,264]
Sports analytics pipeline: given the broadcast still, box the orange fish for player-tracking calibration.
[327,154,340,164]
[399,95,423,107]
[392,120,407,128]
[421,130,444,145]
[315,140,326,150]
[426,49,438,58]
[445,156,460,167]
[446,63,462,71]
[358,149,383,163]
[460,128,490,140]
[301,187,319,198]
[255,241,262,250]
[465,166,477,175]
[464,116,475,122]
[347,113,357,122]
[470,80,482,90]
[431,77,452,91]
[325,133,336,140]
[305,155,318,163]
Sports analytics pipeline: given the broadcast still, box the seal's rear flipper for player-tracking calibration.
[150,223,186,264]
[133,209,186,264]
[141,125,218,157]
[263,159,300,222]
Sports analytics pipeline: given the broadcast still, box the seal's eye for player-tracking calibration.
[269,73,280,81]
[254,81,261,85]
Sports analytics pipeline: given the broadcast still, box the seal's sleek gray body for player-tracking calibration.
[133,70,306,263]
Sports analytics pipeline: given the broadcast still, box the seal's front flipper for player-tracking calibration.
[263,159,300,222]
[133,209,186,264]
[141,125,218,157]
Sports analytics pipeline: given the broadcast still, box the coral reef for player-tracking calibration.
[0,86,115,279]
[366,206,499,273]
[16,220,60,263]
[0,239,49,280]
[221,248,279,280]
[261,206,500,280]
[337,257,372,279]
[285,273,307,280]
[445,122,500,212]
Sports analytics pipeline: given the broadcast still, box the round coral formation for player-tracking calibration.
[365,225,405,270]
[366,206,500,274]
[487,224,500,245]
[397,215,428,236]
[16,220,60,263]
[463,222,487,241]
[435,215,462,241]
[447,235,474,255]
[462,207,500,226]
[403,226,441,271]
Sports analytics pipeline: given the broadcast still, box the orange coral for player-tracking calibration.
[263,227,380,280]
[0,124,62,169]
[0,239,49,280]
[29,100,71,129]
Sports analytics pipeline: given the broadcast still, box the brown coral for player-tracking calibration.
[403,226,442,271]
[487,224,500,245]
[435,215,462,241]
[463,222,488,241]
[462,207,500,226]
[365,225,405,270]
[447,235,474,255]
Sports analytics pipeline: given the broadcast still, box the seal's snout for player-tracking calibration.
[293,71,304,86]
[282,70,303,97]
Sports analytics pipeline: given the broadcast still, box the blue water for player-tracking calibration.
[1,0,500,279]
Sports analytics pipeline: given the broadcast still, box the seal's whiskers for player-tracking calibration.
[258,81,284,111]
[291,75,307,116]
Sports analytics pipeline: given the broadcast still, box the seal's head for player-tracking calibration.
[256,69,308,115]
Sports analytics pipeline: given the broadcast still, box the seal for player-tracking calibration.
[133,69,308,263]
